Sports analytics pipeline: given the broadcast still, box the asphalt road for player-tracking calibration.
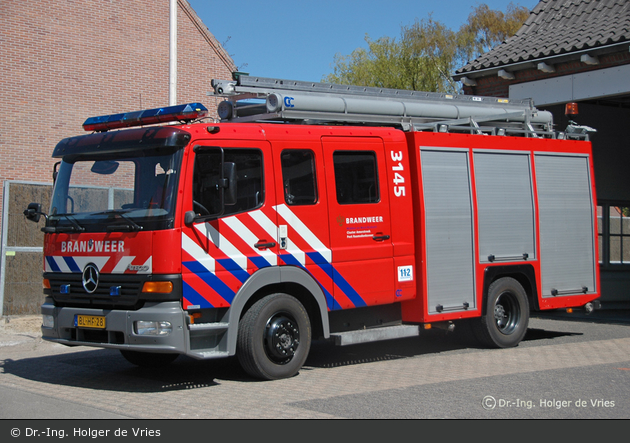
[0,312,629,424]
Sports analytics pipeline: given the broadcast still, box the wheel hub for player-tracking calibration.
[494,292,519,334]
[494,304,507,326]
[264,314,300,364]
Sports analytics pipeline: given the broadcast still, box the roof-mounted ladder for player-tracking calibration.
[209,76,558,137]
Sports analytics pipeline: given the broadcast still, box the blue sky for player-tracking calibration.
[187,0,539,83]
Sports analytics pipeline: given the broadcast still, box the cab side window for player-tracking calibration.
[192,148,263,218]
[192,149,223,216]
[333,151,379,204]
[224,149,264,215]
[281,149,317,205]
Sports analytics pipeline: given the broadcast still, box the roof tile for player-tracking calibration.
[457,0,630,74]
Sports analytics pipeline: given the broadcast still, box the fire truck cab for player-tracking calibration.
[25,76,600,380]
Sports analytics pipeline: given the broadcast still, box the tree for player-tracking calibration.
[325,17,458,93]
[324,3,530,93]
[458,3,531,64]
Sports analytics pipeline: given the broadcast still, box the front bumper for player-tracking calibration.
[41,299,188,354]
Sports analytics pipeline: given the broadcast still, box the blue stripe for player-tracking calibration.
[330,268,367,308]
[182,281,215,308]
[183,261,236,303]
[46,256,61,273]
[63,256,81,273]
[305,252,366,309]
[249,255,272,270]
[278,253,302,267]
[217,258,251,284]
[313,262,338,310]
[279,254,336,311]
[305,251,330,264]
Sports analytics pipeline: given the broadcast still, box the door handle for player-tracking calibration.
[254,241,277,250]
[372,234,390,241]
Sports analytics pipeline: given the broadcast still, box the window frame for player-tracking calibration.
[598,202,630,268]
[280,149,318,206]
[332,150,380,205]
[191,146,264,222]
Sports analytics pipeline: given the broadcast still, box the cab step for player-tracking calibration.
[331,324,420,346]
[188,350,230,359]
[188,322,229,332]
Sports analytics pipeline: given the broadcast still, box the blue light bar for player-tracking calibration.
[83,103,208,132]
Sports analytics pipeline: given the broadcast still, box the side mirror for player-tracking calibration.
[24,202,43,223]
[184,210,196,226]
[52,161,61,183]
[91,160,119,175]
[223,162,237,206]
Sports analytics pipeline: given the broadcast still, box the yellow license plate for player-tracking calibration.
[76,315,106,329]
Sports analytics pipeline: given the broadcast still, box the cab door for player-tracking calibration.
[321,136,395,309]
[270,140,335,309]
[181,140,278,310]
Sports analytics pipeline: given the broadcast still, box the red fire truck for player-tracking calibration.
[25,76,600,380]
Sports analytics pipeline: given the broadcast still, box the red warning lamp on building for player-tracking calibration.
[565,102,579,116]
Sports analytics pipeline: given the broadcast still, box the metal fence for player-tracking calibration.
[1,181,51,315]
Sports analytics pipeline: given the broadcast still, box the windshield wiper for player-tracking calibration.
[94,210,144,232]
[44,214,85,233]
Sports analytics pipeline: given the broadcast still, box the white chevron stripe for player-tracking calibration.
[112,256,136,273]
[248,210,278,238]
[274,204,332,263]
[48,256,71,273]
[73,256,110,272]
[183,207,329,271]
[224,214,277,266]
[182,233,215,272]
[193,222,248,270]
[45,256,110,273]
[140,256,152,274]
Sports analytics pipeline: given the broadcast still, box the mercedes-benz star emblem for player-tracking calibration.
[82,263,99,293]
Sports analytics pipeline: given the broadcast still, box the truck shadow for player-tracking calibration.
[304,326,581,369]
[0,326,581,392]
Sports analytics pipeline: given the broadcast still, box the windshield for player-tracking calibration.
[49,149,183,232]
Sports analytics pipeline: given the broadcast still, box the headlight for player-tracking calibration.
[134,320,172,336]
[42,315,54,328]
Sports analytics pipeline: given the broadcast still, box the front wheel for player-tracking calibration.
[472,277,529,348]
[237,293,311,380]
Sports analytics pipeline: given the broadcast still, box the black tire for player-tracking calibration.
[120,350,179,368]
[472,277,529,348]
[237,293,311,380]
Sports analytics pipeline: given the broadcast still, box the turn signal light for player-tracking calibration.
[142,281,173,293]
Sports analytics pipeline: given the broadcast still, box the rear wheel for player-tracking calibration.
[472,277,529,348]
[237,293,311,380]
[120,350,179,368]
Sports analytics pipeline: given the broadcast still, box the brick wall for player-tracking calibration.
[0,0,235,314]
[463,51,630,98]
[0,0,235,246]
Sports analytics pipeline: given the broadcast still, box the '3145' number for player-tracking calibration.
[391,151,406,197]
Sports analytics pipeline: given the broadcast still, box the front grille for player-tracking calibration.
[47,273,145,309]
[71,328,126,344]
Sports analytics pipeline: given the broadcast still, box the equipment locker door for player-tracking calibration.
[322,136,395,309]
[420,147,476,313]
